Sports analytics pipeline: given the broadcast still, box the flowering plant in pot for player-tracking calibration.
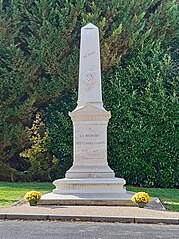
[131,192,150,208]
[24,191,41,206]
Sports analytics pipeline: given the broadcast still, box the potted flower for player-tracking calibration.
[24,191,41,206]
[131,192,150,208]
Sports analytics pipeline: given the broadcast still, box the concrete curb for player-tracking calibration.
[0,213,178,225]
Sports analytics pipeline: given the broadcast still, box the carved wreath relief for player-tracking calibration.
[82,66,96,92]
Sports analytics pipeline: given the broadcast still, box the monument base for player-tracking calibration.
[39,178,135,206]
[39,192,134,206]
[53,178,126,194]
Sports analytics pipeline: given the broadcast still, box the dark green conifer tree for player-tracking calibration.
[0,0,178,184]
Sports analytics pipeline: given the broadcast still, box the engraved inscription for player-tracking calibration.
[82,66,96,92]
[75,141,105,145]
[88,51,95,56]
[75,125,106,162]
[80,134,99,138]
[76,132,104,146]
[83,51,95,58]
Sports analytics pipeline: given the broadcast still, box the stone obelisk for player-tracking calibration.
[65,23,115,180]
[40,23,132,205]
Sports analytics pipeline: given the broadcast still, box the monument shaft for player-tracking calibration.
[78,23,102,108]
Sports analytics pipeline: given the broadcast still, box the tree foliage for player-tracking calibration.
[104,44,178,187]
[19,113,52,181]
[0,0,178,185]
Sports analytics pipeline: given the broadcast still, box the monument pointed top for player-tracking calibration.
[82,23,98,29]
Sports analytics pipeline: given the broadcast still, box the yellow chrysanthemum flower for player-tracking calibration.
[131,192,150,204]
[24,191,41,201]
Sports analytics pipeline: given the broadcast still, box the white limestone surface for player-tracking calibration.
[53,178,126,194]
[77,23,103,109]
[40,23,127,205]
[67,105,114,179]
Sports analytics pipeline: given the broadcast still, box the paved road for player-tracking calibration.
[0,221,179,239]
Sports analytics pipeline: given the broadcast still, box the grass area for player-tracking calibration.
[0,182,178,212]
[0,182,54,207]
[127,186,179,212]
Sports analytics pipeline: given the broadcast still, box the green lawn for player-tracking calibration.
[0,182,178,212]
[127,186,179,212]
[0,182,54,207]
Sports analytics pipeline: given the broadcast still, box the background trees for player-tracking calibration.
[0,0,178,187]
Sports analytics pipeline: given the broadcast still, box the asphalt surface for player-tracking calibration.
[0,221,179,239]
